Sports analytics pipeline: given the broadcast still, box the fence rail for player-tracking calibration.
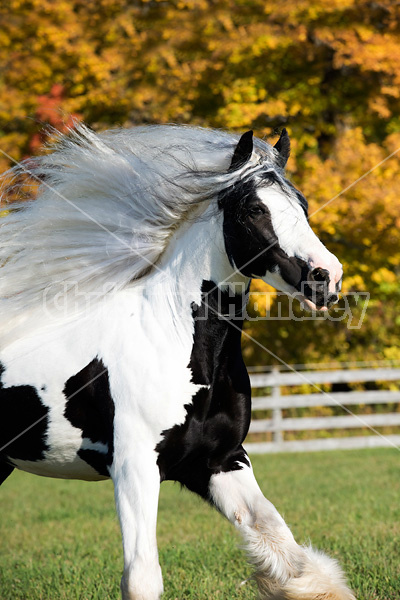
[245,367,400,454]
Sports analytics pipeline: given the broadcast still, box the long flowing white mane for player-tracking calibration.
[0,124,279,346]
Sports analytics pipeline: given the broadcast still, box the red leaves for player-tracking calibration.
[29,84,81,152]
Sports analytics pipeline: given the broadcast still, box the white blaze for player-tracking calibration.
[257,184,343,294]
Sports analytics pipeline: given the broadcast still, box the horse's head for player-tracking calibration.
[220,130,342,311]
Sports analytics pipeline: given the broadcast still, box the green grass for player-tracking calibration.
[0,449,399,599]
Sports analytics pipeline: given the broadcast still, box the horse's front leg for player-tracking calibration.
[209,455,356,600]
[111,448,163,600]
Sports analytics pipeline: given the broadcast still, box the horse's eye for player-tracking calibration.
[248,205,264,217]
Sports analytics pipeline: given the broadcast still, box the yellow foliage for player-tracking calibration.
[371,268,398,285]
[248,280,276,316]
[0,0,399,367]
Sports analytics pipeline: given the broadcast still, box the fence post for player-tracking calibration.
[271,366,283,445]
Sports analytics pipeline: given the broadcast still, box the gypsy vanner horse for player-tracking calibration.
[0,124,355,600]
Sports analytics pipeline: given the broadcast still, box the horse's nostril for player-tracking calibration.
[309,267,330,283]
[327,293,339,307]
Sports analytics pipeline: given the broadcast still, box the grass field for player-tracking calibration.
[0,449,399,600]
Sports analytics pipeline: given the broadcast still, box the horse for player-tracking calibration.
[0,124,355,600]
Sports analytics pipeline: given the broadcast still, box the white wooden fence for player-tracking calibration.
[245,367,400,454]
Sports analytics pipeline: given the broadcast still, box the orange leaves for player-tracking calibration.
[0,0,399,365]
[2,0,400,149]
[299,127,400,300]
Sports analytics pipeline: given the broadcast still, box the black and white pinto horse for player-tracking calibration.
[0,125,355,600]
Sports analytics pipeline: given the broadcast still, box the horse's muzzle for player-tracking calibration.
[303,267,340,309]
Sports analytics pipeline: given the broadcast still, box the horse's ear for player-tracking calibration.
[273,128,290,168]
[229,130,253,171]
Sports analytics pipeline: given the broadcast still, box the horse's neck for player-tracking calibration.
[188,279,249,387]
[143,209,249,375]
[3,208,248,374]
[153,206,249,309]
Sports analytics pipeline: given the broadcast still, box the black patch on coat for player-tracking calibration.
[220,177,307,284]
[221,178,280,277]
[219,175,326,305]
[0,363,49,464]
[0,462,14,485]
[63,358,114,477]
[156,281,251,500]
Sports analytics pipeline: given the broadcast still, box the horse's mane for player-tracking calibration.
[0,123,279,346]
